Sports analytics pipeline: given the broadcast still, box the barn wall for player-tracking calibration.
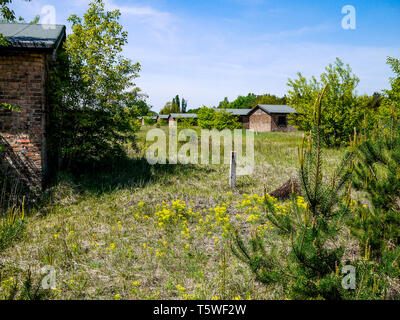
[270,114,295,132]
[0,52,48,189]
[249,108,272,132]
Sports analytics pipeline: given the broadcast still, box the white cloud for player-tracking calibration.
[104,0,173,31]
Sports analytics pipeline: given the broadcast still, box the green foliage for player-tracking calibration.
[179,117,197,128]
[0,0,35,27]
[232,87,361,300]
[161,95,188,114]
[218,93,256,109]
[380,57,400,119]
[0,271,52,300]
[160,101,181,115]
[349,111,400,257]
[287,58,371,147]
[47,0,143,168]
[0,0,27,22]
[213,109,242,131]
[231,230,281,284]
[197,107,241,130]
[254,93,287,106]
[197,106,216,129]
[0,206,26,253]
[217,93,286,110]
[143,116,156,126]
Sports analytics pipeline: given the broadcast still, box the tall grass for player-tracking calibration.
[0,169,26,253]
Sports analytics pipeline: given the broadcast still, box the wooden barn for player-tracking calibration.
[247,105,296,133]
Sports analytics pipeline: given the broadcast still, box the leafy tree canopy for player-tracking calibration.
[48,0,144,167]
[287,58,375,147]
[217,93,286,110]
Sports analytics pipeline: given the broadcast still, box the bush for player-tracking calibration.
[197,107,241,130]
[214,110,242,131]
[231,87,363,300]
[287,58,373,147]
[143,116,156,126]
[349,109,400,258]
[0,206,26,253]
[179,118,197,128]
[47,0,143,169]
[197,106,216,129]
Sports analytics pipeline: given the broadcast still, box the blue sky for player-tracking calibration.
[10,0,400,112]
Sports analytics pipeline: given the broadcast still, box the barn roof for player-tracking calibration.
[0,23,66,51]
[169,113,198,119]
[216,108,252,116]
[256,105,297,114]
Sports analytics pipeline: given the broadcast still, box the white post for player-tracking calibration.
[230,151,237,188]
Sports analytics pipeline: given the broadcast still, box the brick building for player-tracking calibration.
[0,23,66,189]
[248,105,296,132]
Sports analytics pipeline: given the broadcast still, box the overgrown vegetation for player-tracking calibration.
[197,107,242,130]
[287,58,380,147]
[1,0,400,301]
[47,0,146,169]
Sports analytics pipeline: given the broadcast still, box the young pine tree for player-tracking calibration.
[350,107,400,258]
[232,86,358,299]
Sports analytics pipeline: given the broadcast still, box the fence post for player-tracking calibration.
[230,151,236,188]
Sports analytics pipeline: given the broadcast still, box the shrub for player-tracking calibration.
[231,87,362,299]
[197,106,216,129]
[179,118,197,128]
[287,58,373,147]
[0,205,26,253]
[197,107,241,130]
[47,0,143,169]
[349,108,400,258]
[214,110,242,131]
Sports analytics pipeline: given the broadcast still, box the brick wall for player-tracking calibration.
[249,108,295,132]
[0,52,48,189]
[249,108,272,132]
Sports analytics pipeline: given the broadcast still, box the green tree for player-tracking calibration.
[218,97,230,109]
[214,109,242,131]
[1,1,32,46]
[287,58,367,147]
[197,106,216,129]
[380,57,400,119]
[349,108,400,257]
[47,0,142,167]
[181,98,187,113]
[160,101,180,115]
[232,87,363,299]
[254,93,286,106]
[229,93,256,109]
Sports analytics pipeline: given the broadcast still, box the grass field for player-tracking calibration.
[0,126,348,300]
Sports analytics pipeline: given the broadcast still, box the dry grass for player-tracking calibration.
[0,126,347,300]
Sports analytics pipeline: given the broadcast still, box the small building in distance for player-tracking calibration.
[0,23,66,189]
[157,114,169,123]
[247,105,296,133]
[168,113,197,126]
